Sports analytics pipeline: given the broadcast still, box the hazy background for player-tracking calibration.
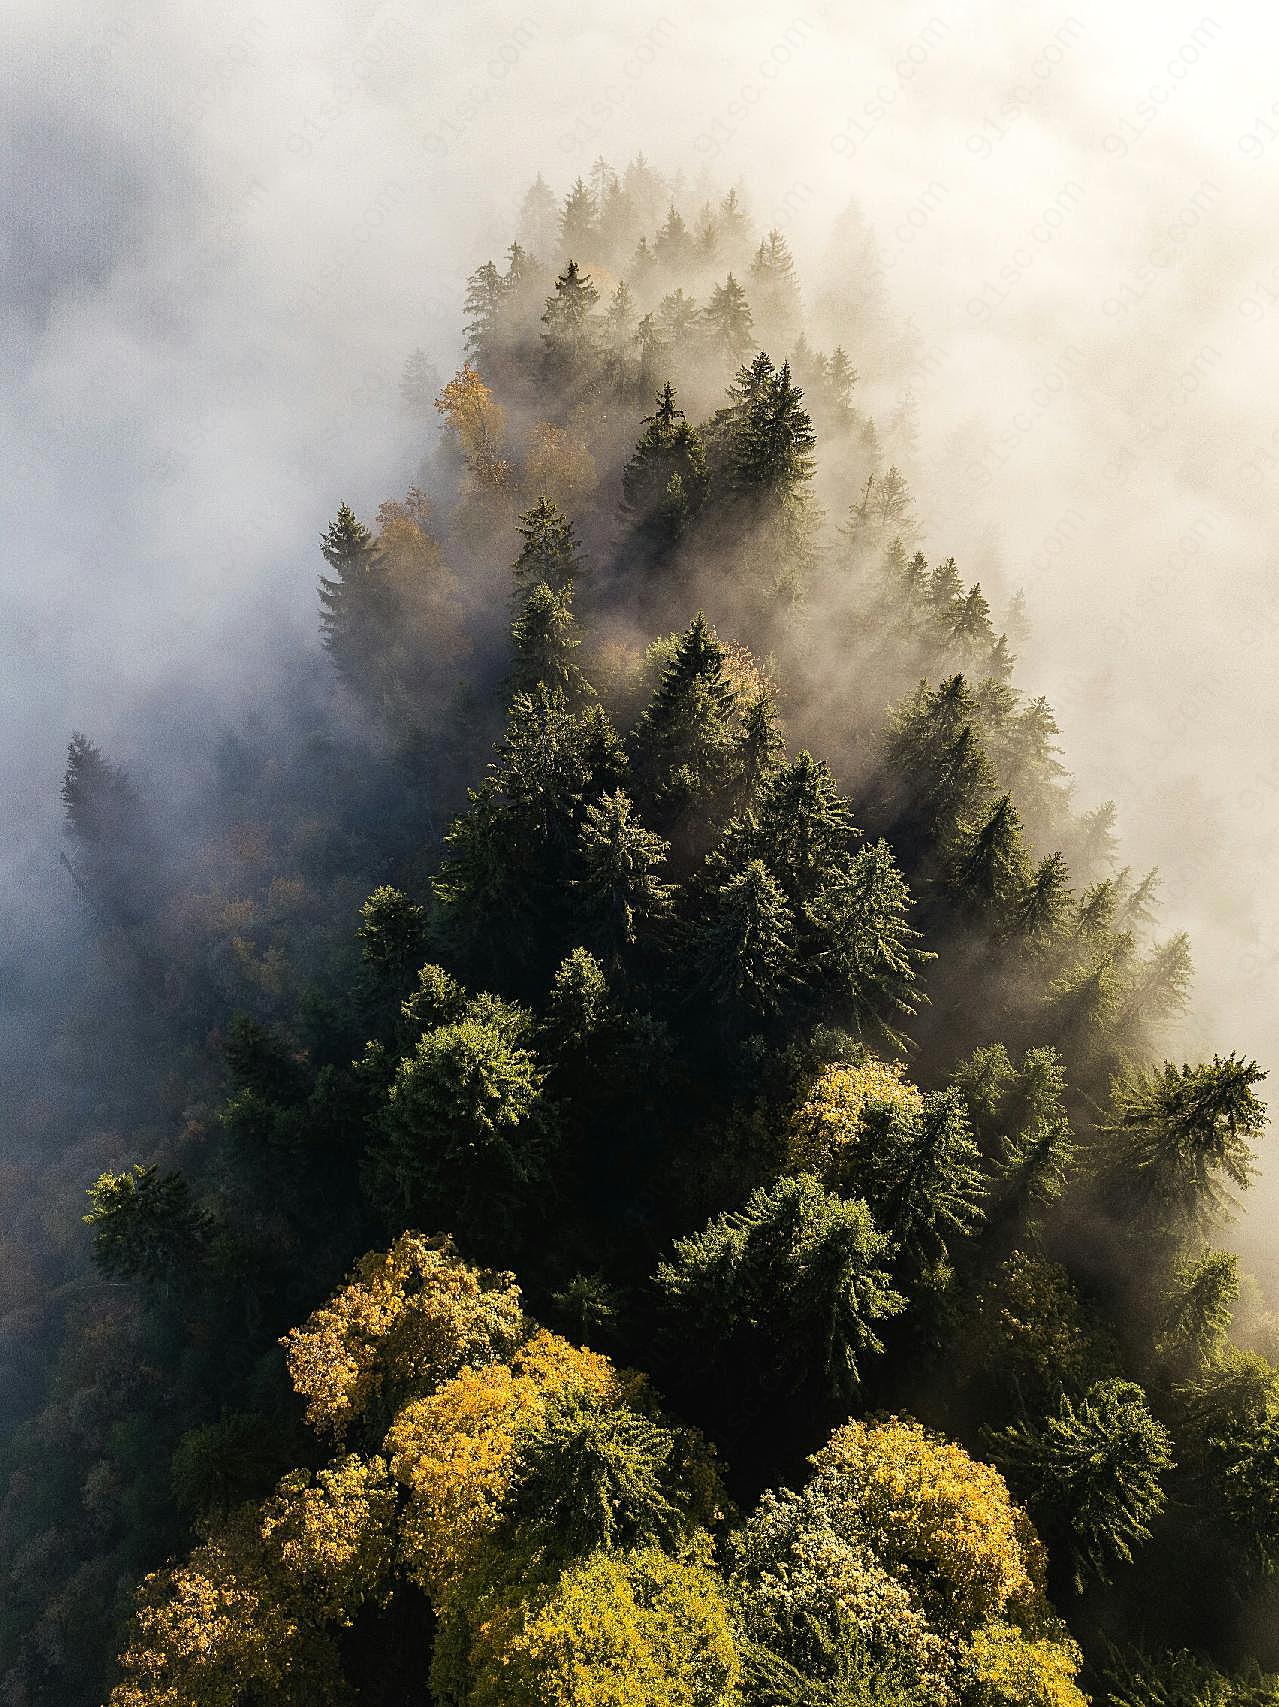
[5,0,1278,1266]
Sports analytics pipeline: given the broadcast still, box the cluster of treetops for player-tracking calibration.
[3,154,1278,1707]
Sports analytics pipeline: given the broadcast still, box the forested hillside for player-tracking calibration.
[3,157,1278,1707]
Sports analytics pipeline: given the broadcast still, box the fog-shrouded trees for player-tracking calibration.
[13,163,1279,1707]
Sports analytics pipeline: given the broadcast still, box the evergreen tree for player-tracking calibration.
[657,1172,903,1400]
[749,228,802,344]
[61,732,141,856]
[317,502,387,692]
[990,1379,1174,1590]
[560,176,597,255]
[949,794,1033,925]
[694,858,797,1027]
[728,358,816,509]
[367,1005,545,1247]
[1098,1054,1268,1234]
[620,384,710,567]
[704,273,755,366]
[464,259,505,360]
[574,789,674,954]
[510,581,591,703]
[517,172,560,258]
[717,186,753,260]
[881,675,996,859]
[512,497,585,597]
[653,204,692,270]
[808,841,930,1046]
[84,1164,213,1286]
[542,260,601,376]
[1020,851,1073,950]
[657,287,699,345]
[629,613,739,829]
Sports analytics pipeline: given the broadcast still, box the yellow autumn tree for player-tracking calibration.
[281,1232,525,1441]
[809,1416,1047,1633]
[785,1055,924,1180]
[111,1456,397,1707]
[386,1328,621,1599]
[375,504,469,693]
[464,1545,740,1707]
[435,362,511,489]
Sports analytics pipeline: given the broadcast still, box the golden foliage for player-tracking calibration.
[258,1454,397,1622]
[465,1545,740,1707]
[965,1621,1088,1707]
[281,1232,525,1440]
[436,363,511,489]
[786,1057,924,1180]
[811,1417,1047,1634]
[110,1509,340,1707]
[387,1330,620,1598]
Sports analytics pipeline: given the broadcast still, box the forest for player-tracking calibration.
[2,155,1277,1707]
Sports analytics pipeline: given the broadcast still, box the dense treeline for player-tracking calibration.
[2,155,1277,1706]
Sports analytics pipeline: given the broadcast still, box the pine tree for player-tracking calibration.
[704,274,755,366]
[542,260,601,376]
[510,581,592,702]
[603,280,637,389]
[84,1164,213,1286]
[749,228,801,345]
[657,287,699,345]
[1156,1249,1239,1375]
[808,841,930,1046]
[949,794,1033,925]
[729,359,816,507]
[733,691,785,807]
[1098,1054,1268,1233]
[881,675,996,859]
[463,259,505,360]
[721,750,859,908]
[630,613,739,826]
[517,173,560,259]
[990,1379,1174,1590]
[849,1088,988,1278]
[574,789,674,954]
[657,1172,903,1400]
[654,204,692,270]
[694,858,798,1027]
[400,346,440,417]
[717,186,753,261]
[318,503,385,689]
[62,732,140,851]
[435,690,626,977]
[620,385,709,568]
[1020,851,1073,949]
[513,497,585,597]
[824,346,857,417]
[560,176,597,256]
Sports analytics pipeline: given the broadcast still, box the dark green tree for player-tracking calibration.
[512,497,585,598]
[1098,1054,1268,1234]
[693,858,798,1028]
[84,1165,213,1286]
[990,1378,1174,1590]
[704,274,754,365]
[510,581,592,702]
[620,385,710,567]
[629,613,739,831]
[574,789,674,954]
[657,1172,903,1399]
[542,259,601,376]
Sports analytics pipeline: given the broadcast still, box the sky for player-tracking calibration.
[4,0,1278,1260]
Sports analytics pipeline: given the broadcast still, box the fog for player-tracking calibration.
[4,0,1278,1269]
